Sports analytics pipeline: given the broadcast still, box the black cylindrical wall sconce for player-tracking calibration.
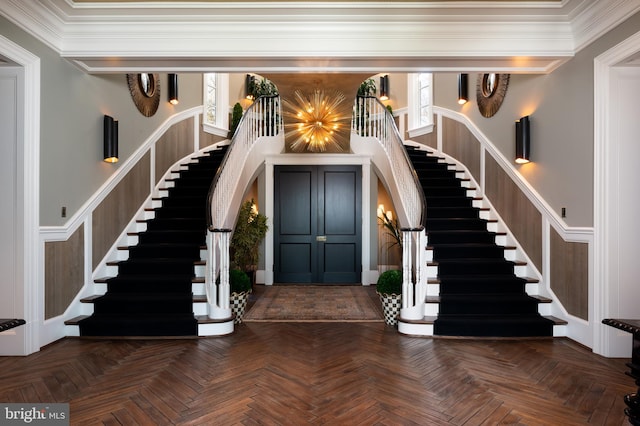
[103,114,118,163]
[245,74,255,100]
[168,73,178,105]
[458,73,468,105]
[515,115,531,164]
[379,75,389,101]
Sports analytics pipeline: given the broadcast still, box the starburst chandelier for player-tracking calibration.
[283,89,351,152]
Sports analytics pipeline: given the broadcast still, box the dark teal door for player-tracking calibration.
[274,165,361,283]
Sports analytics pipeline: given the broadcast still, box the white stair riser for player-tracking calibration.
[398,321,433,336]
[192,283,205,295]
[553,325,567,337]
[193,302,207,316]
[198,321,234,337]
[425,303,439,316]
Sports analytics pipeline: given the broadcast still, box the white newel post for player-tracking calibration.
[402,229,413,309]
[206,229,232,319]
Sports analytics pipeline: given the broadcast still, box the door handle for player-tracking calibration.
[316,235,327,242]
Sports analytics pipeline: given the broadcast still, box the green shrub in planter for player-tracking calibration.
[230,269,251,294]
[376,270,402,295]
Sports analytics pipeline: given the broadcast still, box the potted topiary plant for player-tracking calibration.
[376,269,402,326]
[229,268,252,323]
[229,102,243,138]
[230,199,268,287]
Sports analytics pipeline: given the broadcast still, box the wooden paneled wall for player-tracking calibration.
[484,155,543,271]
[199,115,229,151]
[403,114,437,149]
[550,228,589,320]
[45,227,84,319]
[92,153,151,269]
[442,117,481,182]
[155,117,195,185]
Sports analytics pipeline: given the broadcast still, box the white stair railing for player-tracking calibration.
[352,96,428,320]
[205,95,283,319]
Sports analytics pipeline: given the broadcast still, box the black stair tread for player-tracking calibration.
[433,315,554,337]
[64,315,90,325]
[196,315,235,324]
[118,243,206,250]
[426,294,550,303]
[107,258,199,265]
[95,275,203,283]
[432,275,538,283]
[427,243,515,249]
[430,258,522,266]
[93,293,194,301]
[437,294,541,302]
[78,313,198,337]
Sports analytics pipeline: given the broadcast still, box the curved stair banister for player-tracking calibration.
[352,96,428,320]
[205,95,283,319]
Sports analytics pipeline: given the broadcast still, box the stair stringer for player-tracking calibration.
[398,142,568,337]
[63,142,232,337]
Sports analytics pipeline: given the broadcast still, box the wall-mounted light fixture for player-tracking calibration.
[458,73,469,105]
[168,73,178,105]
[245,74,255,100]
[515,115,531,164]
[379,75,389,101]
[103,115,118,163]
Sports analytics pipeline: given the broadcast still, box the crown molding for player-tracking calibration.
[0,0,636,73]
[571,0,640,51]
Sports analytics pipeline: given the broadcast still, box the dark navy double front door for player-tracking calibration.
[274,165,362,284]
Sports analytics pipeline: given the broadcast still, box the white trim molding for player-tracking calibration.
[3,0,638,74]
[0,35,40,355]
[593,30,640,358]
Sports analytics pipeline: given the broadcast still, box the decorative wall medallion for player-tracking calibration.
[126,73,160,117]
[476,73,510,118]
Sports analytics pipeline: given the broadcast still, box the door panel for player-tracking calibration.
[318,168,361,283]
[275,167,316,282]
[275,165,361,283]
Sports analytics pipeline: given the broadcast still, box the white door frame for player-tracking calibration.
[264,154,374,286]
[0,35,40,355]
[593,31,640,357]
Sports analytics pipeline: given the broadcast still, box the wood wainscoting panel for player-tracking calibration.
[550,228,589,320]
[155,118,195,184]
[45,226,84,319]
[199,117,228,151]
[92,153,151,269]
[442,117,481,182]
[406,116,438,149]
[485,154,543,271]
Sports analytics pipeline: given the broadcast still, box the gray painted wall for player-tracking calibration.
[433,11,640,227]
[0,15,204,226]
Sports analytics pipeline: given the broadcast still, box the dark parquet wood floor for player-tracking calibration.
[0,323,634,425]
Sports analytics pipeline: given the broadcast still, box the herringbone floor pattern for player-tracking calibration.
[0,323,633,425]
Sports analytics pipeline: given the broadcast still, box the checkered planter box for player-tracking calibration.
[377,292,401,326]
[230,290,251,324]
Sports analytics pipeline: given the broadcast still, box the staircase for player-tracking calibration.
[69,146,228,337]
[405,145,561,337]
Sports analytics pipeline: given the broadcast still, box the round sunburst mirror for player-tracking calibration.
[126,73,160,117]
[476,73,510,118]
